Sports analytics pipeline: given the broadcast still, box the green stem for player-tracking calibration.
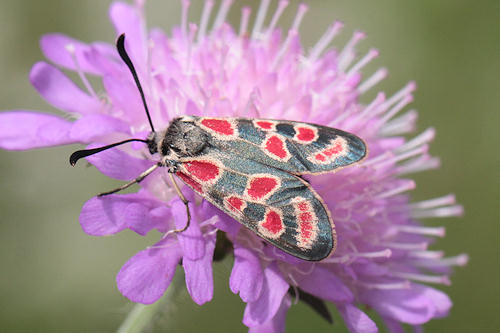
[117,301,163,333]
[117,273,184,333]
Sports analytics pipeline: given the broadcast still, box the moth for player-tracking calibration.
[71,34,367,261]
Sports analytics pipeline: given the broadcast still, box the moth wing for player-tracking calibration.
[186,116,366,175]
[175,152,335,261]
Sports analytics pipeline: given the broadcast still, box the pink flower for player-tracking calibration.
[0,1,467,332]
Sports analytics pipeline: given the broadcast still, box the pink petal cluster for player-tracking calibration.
[0,1,467,332]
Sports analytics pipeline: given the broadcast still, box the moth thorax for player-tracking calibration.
[161,118,208,157]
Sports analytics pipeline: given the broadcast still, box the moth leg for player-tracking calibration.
[97,163,160,197]
[163,172,191,238]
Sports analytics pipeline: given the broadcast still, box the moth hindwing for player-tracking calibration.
[163,116,367,261]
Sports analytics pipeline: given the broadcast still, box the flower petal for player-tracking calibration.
[243,263,289,327]
[418,284,452,318]
[30,62,101,114]
[338,304,378,333]
[70,114,131,142]
[0,111,74,150]
[183,233,216,305]
[40,33,115,74]
[230,245,264,303]
[249,296,291,333]
[109,2,146,70]
[297,266,354,303]
[361,283,451,325]
[79,191,167,236]
[117,239,182,304]
[85,143,153,181]
[172,199,206,261]
[102,74,147,125]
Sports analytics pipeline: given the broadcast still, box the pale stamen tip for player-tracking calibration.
[369,48,379,57]
[354,31,366,39]
[333,21,344,29]
[456,254,469,266]
[408,80,417,90]
[298,3,309,11]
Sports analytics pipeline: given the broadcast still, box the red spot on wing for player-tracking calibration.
[256,121,273,130]
[310,138,347,164]
[201,118,234,136]
[292,198,318,248]
[323,141,343,156]
[297,202,309,211]
[176,172,203,194]
[185,161,220,182]
[265,135,288,159]
[296,127,315,142]
[226,196,245,212]
[315,153,326,162]
[261,210,283,235]
[299,219,313,241]
[247,176,278,200]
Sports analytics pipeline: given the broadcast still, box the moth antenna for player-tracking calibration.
[69,138,149,166]
[116,33,156,133]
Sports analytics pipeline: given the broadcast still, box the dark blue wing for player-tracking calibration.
[175,152,335,261]
[187,116,366,175]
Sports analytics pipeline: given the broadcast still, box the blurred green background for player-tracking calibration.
[0,0,498,332]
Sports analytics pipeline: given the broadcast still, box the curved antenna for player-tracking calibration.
[69,138,148,166]
[116,33,156,133]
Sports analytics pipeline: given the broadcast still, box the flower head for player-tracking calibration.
[0,1,467,332]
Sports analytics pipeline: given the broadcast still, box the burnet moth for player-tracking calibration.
[70,34,367,261]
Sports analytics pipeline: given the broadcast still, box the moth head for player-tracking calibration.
[161,118,208,157]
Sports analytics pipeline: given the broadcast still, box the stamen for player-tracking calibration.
[358,68,388,94]
[380,110,418,136]
[411,205,464,219]
[346,48,379,78]
[410,194,457,210]
[65,44,98,98]
[251,0,271,39]
[272,29,298,69]
[397,128,436,153]
[322,255,350,264]
[357,92,386,120]
[239,7,251,36]
[360,281,410,290]
[379,81,416,112]
[186,23,198,72]
[381,241,428,251]
[396,155,441,175]
[213,0,233,31]
[378,94,413,126]
[265,0,289,37]
[376,180,415,199]
[181,0,190,37]
[361,151,393,168]
[374,145,428,170]
[338,31,365,71]
[394,225,446,237]
[290,3,308,33]
[408,250,444,259]
[392,271,451,285]
[197,0,215,42]
[411,254,469,268]
[349,249,392,259]
[308,21,343,63]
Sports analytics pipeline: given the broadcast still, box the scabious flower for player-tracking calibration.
[0,0,467,332]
